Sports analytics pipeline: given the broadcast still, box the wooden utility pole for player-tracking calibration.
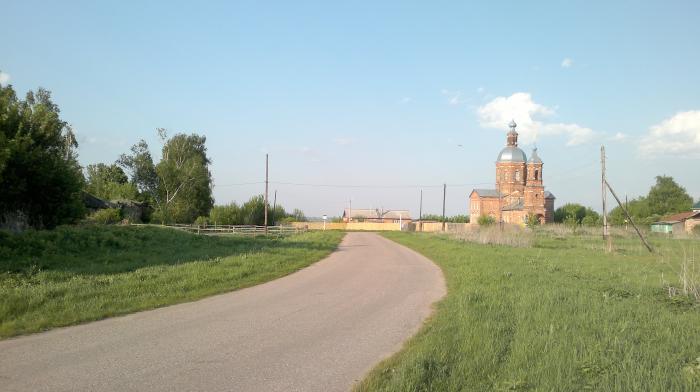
[601,146,611,252]
[442,183,447,232]
[272,190,277,226]
[419,189,423,232]
[264,154,269,233]
[605,180,653,253]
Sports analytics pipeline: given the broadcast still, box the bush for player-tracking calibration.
[194,216,209,227]
[526,213,540,228]
[478,215,496,226]
[89,208,122,224]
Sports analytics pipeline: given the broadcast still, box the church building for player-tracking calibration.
[469,120,555,224]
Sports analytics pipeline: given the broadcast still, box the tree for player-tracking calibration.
[240,195,266,225]
[608,176,691,225]
[119,130,214,223]
[85,163,137,200]
[554,203,599,225]
[118,140,159,203]
[154,130,214,223]
[0,84,85,229]
[646,175,693,216]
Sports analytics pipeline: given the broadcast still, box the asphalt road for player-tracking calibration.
[0,232,445,392]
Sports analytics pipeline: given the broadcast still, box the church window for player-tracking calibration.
[515,170,520,181]
[535,169,539,180]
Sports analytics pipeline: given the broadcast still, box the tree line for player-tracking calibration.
[0,84,301,229]
[553,176,695,227]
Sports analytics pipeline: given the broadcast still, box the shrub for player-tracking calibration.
[526,213,540,228]
[478,215,496,226]
[89,208,122,224]
[194,216,209,227]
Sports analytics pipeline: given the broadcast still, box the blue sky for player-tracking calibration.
[2,0,699,217]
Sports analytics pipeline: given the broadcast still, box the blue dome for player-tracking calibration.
[497,146,527,162]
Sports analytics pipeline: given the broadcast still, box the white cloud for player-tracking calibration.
[610,132,628,141]
[561,58,574,68]
[0,72,10,85]
[639,110,700,158]
[441,89,463,106]
[476,92,596,146]
[333,137,354,146]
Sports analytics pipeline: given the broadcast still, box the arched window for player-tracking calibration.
[534,169,539,180]
[515,170,520,181]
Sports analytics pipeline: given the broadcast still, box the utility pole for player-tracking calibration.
[272,190,277,226]
[442,183,447,232]
[264,154,269,233]
[605,179,653,253]
[601,146,611,252]
[419,189,423,232]
[349,199,352,223]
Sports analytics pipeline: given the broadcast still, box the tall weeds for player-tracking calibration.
[449,225,533,248]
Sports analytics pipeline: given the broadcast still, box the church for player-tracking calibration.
[469,120,555,225]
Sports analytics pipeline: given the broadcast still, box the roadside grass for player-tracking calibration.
[357,230,700,391]
[0,225,344,339]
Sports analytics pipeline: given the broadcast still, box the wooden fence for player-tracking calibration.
[135,224,307,237]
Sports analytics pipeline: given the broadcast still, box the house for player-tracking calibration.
[651,210,700,234]
[469,120,555,225]
[342,208,411,223]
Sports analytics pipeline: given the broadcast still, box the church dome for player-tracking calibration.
[497,146,527,162]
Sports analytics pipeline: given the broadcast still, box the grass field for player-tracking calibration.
[357,228,700,391]
[0,225,344,339]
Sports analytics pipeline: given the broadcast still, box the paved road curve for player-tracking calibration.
[0,232,445,392]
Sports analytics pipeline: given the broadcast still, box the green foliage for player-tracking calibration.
[526,213,540,228]
[154,130,213,223]
[421,214,470,223]
[290,208,307,222]
[0,85,85,228]
[610,176,692,225]
[118,129,214,223]
[207,196,304,226]
[580,214,601,226]
[554,203,600,225]
[194,216,209,226]
[357,232,700,391]
[646,175,693,215]
[209,202,241,225]
[477,215,495,226]
[88,208,122,224]
[118,140,158,203]
[0,225,344,338]
[85,163,138,200]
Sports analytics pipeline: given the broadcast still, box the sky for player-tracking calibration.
[2,0,699,218]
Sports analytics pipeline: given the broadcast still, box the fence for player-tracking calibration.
[136,224,307,236]
[288,221,473,232]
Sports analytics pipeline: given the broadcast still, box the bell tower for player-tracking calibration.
[524,147,545,220]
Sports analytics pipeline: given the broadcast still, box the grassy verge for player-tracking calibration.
[357,230,700,391]
[0,225,344,339]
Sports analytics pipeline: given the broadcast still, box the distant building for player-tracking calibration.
[469,120,555,225]
[651,210,700,234]
[342,208,411,223]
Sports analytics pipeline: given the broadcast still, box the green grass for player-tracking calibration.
[0,225,344,339]
[357,230,700,391]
